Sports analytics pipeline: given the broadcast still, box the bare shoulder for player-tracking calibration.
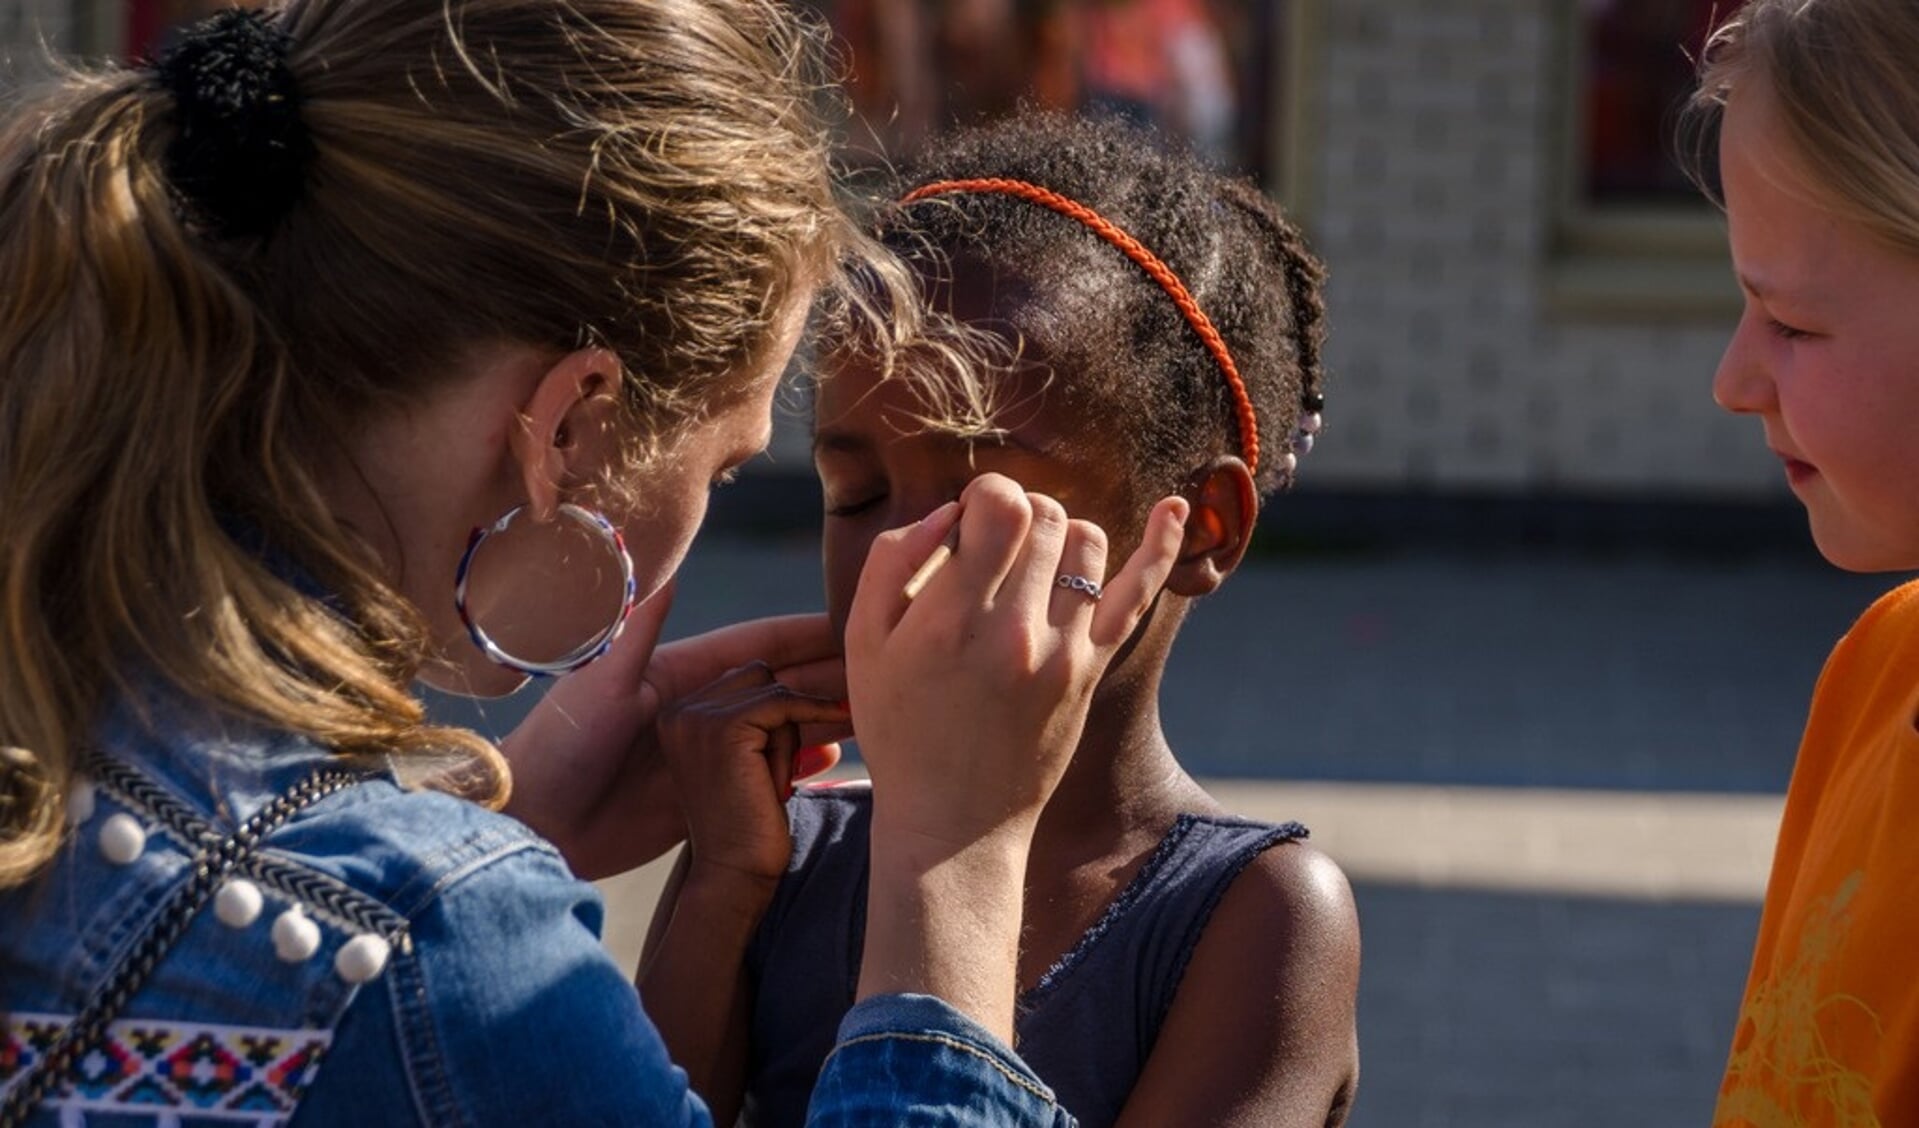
[1218,839,1360,958]
[1189,838,1361,1022]
[1117,837,1360,1127]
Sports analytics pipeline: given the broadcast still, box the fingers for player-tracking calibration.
[777,656,854,748]
[657,611,840,679]
[794,718,856,748]
[849,498,963,638]
[772,656,846,702]
[997,492,1070,626]
[793,742,841,781]
[1090,496,1190,649]
[946,475,1036,611]
[674,677,851,740]
[1047,517,1111,631]
[692,659,775,700]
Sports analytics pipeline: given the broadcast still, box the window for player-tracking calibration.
[1549,0,1734,317]
[1582,0,1718,207]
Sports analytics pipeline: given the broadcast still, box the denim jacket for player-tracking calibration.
[0,705,1073,1127]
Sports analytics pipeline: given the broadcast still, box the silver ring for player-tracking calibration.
[1055,573,1102,601]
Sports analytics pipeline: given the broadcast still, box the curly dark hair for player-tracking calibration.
[885,111,1329,502]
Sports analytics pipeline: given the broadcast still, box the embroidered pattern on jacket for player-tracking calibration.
[0,1013,329,1123]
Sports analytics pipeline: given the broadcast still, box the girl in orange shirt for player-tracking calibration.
[1687,2,1919,1124]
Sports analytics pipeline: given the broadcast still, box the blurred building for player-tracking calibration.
[2,0,1783,507]
[1294,0,1769,500]
[811,0,1769,503]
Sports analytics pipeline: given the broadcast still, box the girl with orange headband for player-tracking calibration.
[647,113,1360,1128]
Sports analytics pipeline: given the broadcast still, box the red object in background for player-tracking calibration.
[1583,0,1721,205]
[127,0,171,60]
[125,1,256,61]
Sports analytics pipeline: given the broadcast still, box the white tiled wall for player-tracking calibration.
[1300,1,1782,498]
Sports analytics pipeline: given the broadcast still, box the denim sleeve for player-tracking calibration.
[808,994,1076,1128]
[296,839,713,1128]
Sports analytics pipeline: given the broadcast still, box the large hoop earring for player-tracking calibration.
[453,503,637,678]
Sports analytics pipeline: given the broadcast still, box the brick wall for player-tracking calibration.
[1299,2,1781,499]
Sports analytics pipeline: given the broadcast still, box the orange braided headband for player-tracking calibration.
[900,177,1263,476]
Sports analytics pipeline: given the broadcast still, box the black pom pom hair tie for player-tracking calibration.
[146,8,314,241]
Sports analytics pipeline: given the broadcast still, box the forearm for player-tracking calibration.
[856,816,1034,1045]
[639,866,772,1123]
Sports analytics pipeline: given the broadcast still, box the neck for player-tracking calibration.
[1030,598,1210,863]
[312,352,539,697]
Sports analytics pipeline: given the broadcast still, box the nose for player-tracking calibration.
[1711,313,1778,416]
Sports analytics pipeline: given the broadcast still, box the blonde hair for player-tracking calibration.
[0,0,924,886]
[1685,0,1919,256]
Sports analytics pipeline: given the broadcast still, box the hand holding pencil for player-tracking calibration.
[847,472,1189,844]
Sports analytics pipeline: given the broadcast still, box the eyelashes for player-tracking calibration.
[1766,317,1812,342]
[824,493,885,519]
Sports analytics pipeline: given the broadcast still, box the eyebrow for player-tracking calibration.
[812,428,870,458]
[811,426,1049,459]
[1737,272,1820,311]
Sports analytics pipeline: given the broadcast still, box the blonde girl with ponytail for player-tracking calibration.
[0,3,1184,1124]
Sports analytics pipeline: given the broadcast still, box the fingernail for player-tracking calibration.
[794,745,834,781]
[919,500,960,527]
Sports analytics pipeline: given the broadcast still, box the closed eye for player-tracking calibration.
[1767,317,1813,342]
[825,493,886,519]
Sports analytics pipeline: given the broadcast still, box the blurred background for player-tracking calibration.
[4,2,1900,1124]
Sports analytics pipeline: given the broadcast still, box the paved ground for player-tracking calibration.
[430,531,1902,1127]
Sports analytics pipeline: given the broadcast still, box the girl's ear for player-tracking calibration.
[1165,457,1259,598]
[507,347,625,518]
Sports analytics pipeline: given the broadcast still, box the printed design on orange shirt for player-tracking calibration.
[0,1012,329,1124]
[1716,872,1881,1128]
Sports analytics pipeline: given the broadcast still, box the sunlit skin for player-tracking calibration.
[1715,82,1919,573]
[816,361,1203,884]
[322,288,809,698]
[815,352,1361,1126]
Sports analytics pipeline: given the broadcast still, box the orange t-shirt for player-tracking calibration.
[1717,580,1919,1128]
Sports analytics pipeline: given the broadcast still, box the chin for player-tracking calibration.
[1807,515,1919,574]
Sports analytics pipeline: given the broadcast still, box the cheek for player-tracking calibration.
[619,484,711,604]
[1775,350,1864,449]
[820,528,869,643]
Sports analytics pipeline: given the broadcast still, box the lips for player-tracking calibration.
[1772,450,1817,485]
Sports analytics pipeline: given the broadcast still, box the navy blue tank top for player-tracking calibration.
[741,784,1309,1128]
